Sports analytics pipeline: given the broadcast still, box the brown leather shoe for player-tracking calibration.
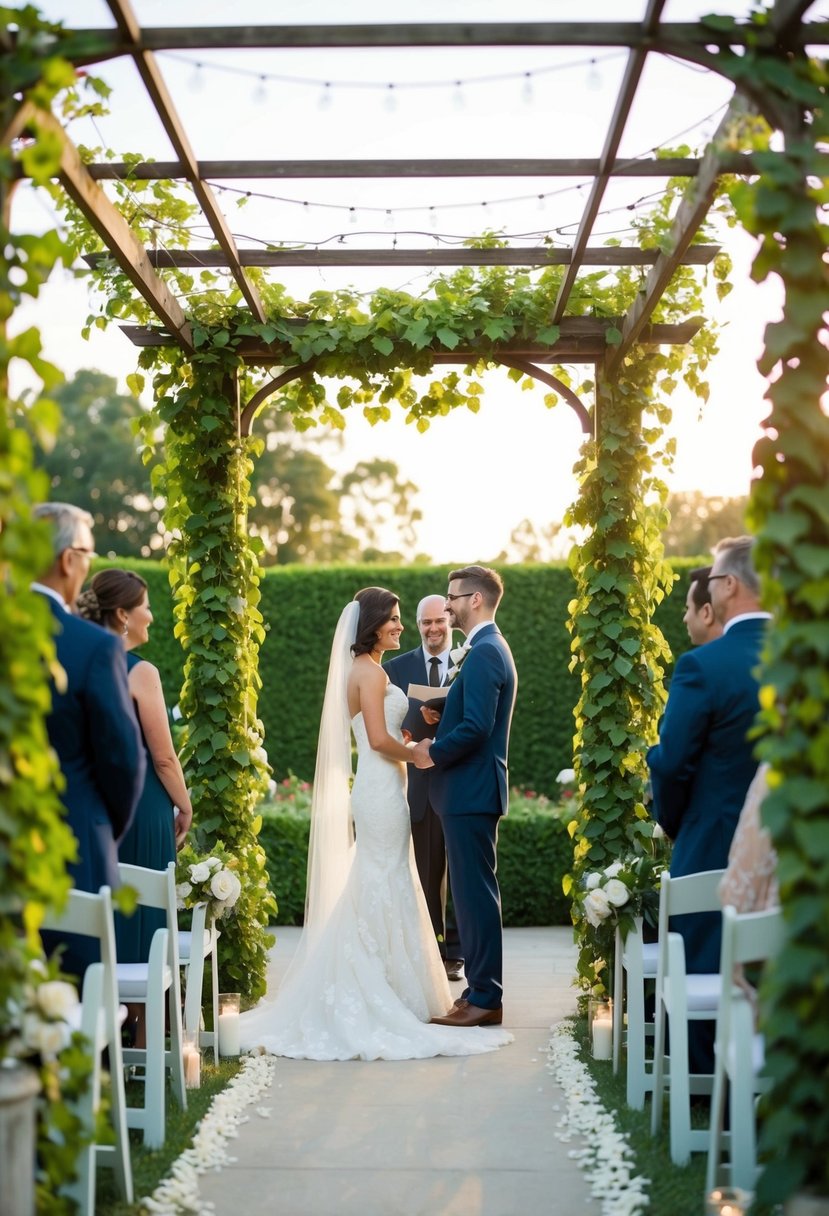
[443,959,464,983]
[430,999,503,1027]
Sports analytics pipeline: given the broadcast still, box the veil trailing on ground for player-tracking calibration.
[302,600,360,942]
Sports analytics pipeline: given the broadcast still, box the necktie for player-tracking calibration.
[428,656,441,687]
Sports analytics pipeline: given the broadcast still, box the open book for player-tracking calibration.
[406,682,450,703]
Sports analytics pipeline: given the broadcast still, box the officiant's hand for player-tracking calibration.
[412,739,435,769]
[401,728,413,743]
[420,706,442,727]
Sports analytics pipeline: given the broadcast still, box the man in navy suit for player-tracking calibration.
[385,594,463,982]
[648,536,770,1070]
[33,503,145,976]
[412,566,517,1027]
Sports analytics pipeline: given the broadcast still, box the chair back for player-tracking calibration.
[41,886,120,1010]
[119,860,181,972]
[721,903,785,973]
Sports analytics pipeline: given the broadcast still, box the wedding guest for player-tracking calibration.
[648,535,771,1072]
[719,763,778,915]
[683,565,723,646]
[32,503,144,979]
[76,569,193,973]
[385,594,463,982]
[413,566,517,1028]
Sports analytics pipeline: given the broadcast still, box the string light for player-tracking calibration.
[522,72,534,104]
[252,75,268,104]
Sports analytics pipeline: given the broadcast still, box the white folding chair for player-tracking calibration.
[179,901,221,1059]
[117,861,187,1148]
[650,869,726,1164]
[41,886,133,1213]
[612,916,659,1109]
[706,904,784,1193]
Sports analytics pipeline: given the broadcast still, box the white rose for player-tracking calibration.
[556,768,576,784]
[583,888,612,927]
[23,1013,68,1058]
[189,862,211,884]
[604,878,630,907]
[210,868,240,904]
[585,872,602,890]
[176,881,193,909]
[36,980,79,1021]
[206,857,223,872]
[652,823,665,840]
[604,861,624,878]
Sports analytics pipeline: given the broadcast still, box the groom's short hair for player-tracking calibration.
[449,565,504,610]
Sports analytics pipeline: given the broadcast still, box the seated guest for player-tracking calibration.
[77,568,193,1040]
[32,503,144,979]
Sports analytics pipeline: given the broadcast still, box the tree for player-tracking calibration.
[661,490,749,556]
[34,369,163,556]
[494,518,566,563]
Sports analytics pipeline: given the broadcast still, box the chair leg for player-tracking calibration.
[668,1010,692,1167]
[612,928,623,1075]
[729,1004,758,1190]
[651,1000,667,1136]
[706,1037,728,1191]
[167,978,187,1110]
[626,961,647,1110]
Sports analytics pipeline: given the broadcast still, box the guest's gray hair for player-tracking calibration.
[33,502,94,558]
[712,535,760,596]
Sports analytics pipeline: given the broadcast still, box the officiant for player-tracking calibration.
[385,594,464,982]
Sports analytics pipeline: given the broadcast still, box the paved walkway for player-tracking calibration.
[199,926,593,1216]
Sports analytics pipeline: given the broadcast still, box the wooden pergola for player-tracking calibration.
[12,0,826,410]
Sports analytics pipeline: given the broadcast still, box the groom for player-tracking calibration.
[412,565,517,1027]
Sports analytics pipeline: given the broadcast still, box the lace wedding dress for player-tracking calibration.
[239,683,512,1060]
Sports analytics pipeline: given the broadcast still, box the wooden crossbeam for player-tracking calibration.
[55,22,829,64]
[121,317,702,365]
[84,246,720,270]
[26,109,193,352]
[604,101,747,379]
[105,0,266,324]
[81,155,761,182]
[552,0,667,323]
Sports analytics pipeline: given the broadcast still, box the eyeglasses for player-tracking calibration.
[706,573,731,582]
[445,592,474,602]
[68,546,98,559]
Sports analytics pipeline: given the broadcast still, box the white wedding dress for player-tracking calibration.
[239,683,512,1060]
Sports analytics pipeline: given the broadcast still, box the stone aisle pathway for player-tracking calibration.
[198,926,594,1216]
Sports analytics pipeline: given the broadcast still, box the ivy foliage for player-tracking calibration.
[143,350,276,1004]
[0,12,104,1210]
[715,28,829,1210]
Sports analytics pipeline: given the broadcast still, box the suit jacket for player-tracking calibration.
[384,645,444,822]
[428,624,517,818]
[43,595,145,893]
[647,617,767,971]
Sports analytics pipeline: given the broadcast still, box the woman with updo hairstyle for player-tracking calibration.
[77,569,193,999]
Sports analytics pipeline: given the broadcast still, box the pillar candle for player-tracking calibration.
[592,1015,613,1060]
[218,1010,241,1056]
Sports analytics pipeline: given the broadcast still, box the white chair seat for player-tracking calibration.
[116,962,173,999]
[177,928,211,963]
[685,974,721,1010]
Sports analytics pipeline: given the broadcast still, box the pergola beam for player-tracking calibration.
[605,101,748,379]
[552,0,667,323]
[84,246,720,270]
[54,22,829,64]
[81,155,762,182]
[121,317,702,365]
[27,108,193,353]
[106,0,266,323]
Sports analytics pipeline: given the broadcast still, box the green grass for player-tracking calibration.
[95,1058,242,1216]
[572,1018,709,1216]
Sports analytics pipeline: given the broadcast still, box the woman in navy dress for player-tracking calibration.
[76,570,192,973]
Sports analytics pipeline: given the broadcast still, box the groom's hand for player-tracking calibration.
[412,740,435,769]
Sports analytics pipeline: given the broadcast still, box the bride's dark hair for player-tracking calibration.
[351,586,400,657]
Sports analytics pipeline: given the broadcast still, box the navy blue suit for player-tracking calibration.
[429,623,517,1009]
[647,616,766,1072]
[384,646,459,960]
[40,595,145,976]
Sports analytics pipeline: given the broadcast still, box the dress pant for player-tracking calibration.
[411,802,462,962]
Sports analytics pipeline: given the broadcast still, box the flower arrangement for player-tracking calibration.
[176,842,242,925]
[555,767,577,801]
[3,957,81,1063]
[576,853,666,942]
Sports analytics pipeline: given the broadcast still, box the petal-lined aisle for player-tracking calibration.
[191,926,594,1216]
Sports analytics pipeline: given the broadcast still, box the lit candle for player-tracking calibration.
[218,992,241,1057]
[183,1042,201,1089]
[591,1008,613,1060]
[704,1187,752,1215]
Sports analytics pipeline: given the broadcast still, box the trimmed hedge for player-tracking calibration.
[259,798,575,927]
[115,558,699,795]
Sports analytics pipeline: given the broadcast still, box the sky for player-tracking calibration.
[8,0,781,562]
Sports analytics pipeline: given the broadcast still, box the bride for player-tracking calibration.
[240,587,512,1060]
